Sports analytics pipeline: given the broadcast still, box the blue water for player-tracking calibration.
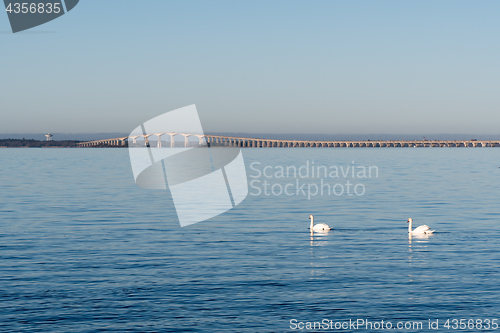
[1,148,499,332]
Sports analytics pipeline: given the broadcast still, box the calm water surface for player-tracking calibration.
[0,148,499,332]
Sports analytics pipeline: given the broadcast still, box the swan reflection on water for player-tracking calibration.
[408,232,433,272]
[408,232,432,247]
[309,229,331,246]
[408,232,432,256]
[407,233,434,286]
[309,230,332,277]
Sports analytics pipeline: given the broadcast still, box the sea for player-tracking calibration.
[1,148,499,332]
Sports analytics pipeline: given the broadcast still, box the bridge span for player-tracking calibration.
[77,134,500,148]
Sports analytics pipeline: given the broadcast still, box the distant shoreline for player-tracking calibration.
[0,139,82,148]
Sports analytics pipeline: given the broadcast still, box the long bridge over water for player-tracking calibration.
[77,134,500,148]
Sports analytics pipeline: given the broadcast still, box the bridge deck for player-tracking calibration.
[77,134,500,148]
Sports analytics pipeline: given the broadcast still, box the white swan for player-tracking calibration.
[309,215,331,232]
[407,218,434,235]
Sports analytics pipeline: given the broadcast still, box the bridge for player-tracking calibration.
[76,134,500,148]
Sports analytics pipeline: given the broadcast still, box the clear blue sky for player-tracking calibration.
[1,1,499,135]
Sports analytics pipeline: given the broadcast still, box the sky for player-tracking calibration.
[1,0,499,135]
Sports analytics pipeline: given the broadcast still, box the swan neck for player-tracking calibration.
[408,220,412,233]
[310,216,314,229]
